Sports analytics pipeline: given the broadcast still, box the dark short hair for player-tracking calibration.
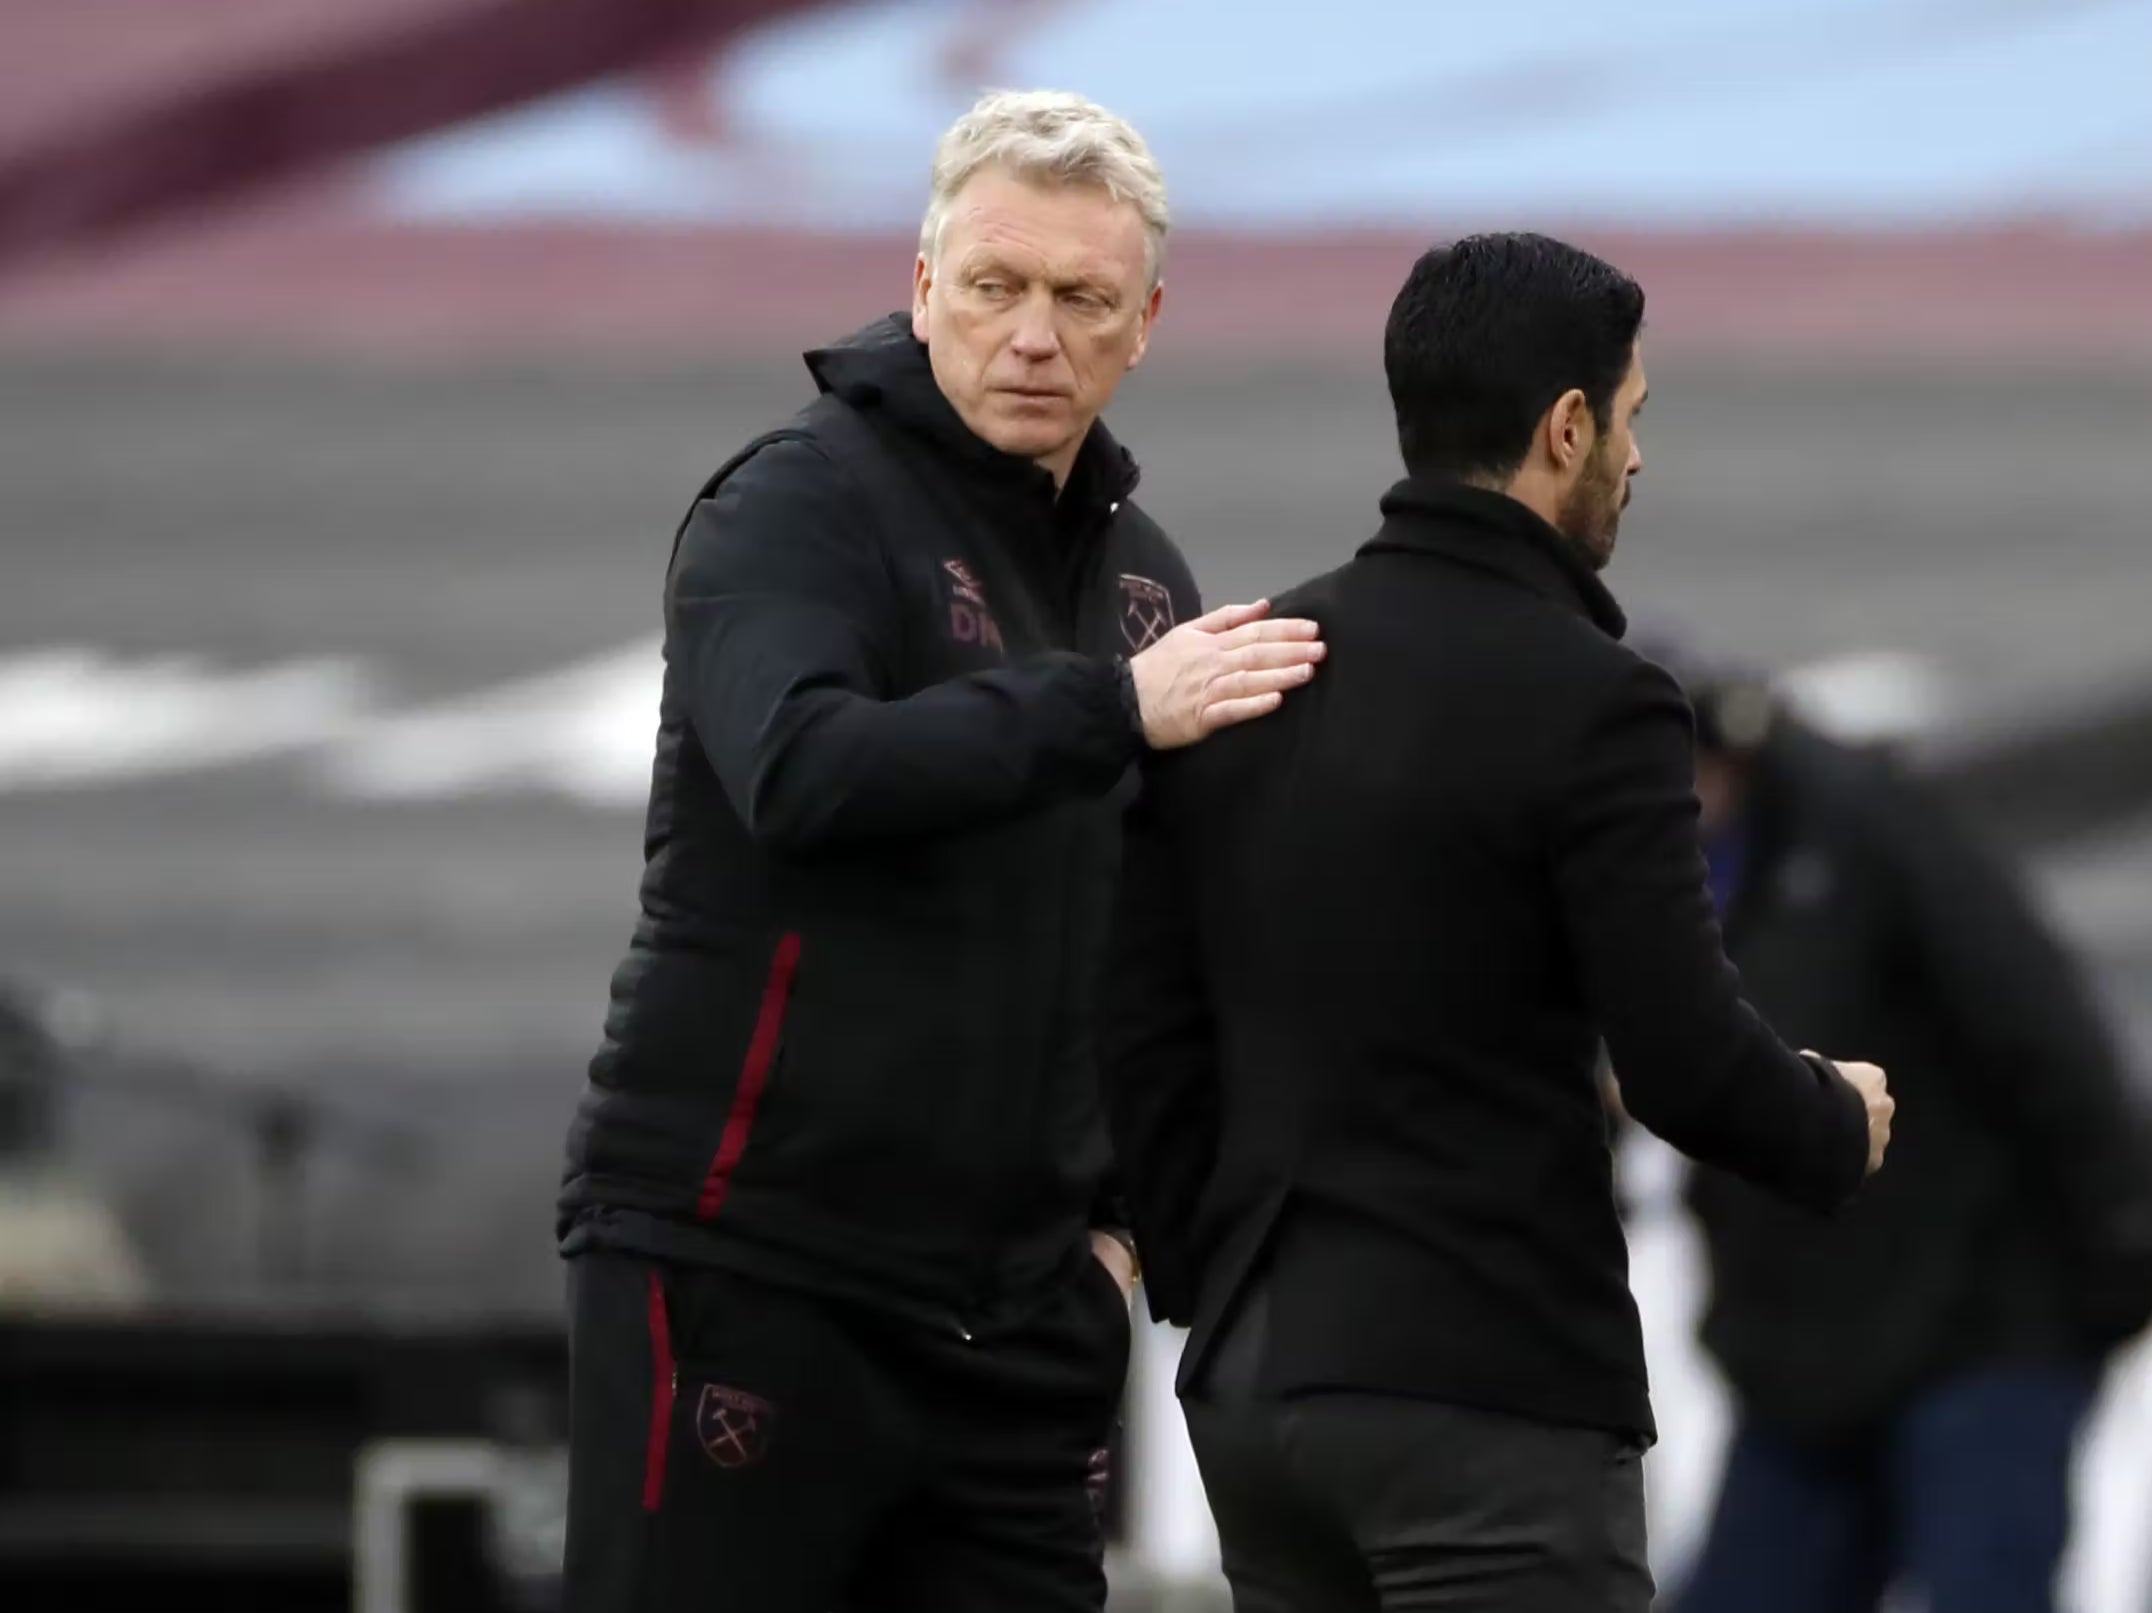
[1384,233,1645,483]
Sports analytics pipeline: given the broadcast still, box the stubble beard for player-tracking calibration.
[1556,442,1626,573]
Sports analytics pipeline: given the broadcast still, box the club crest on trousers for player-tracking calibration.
[695,1383,775,1469]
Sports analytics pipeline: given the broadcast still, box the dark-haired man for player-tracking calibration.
[1101,232,1894,1612]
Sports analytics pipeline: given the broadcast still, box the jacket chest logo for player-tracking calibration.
[1118,573,1175,651]
[942,558,1005,653]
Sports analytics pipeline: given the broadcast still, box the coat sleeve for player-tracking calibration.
[1872,760,2152,1346]
[1554,658,1871,1212]
[1088,540,1206,1243]
[667,437,1143,852]
[1097,758,1217,1326]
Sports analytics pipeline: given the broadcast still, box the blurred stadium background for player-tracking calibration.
[3,1,2151,1608]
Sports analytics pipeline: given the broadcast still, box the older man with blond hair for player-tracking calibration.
[556,90,1324,1612]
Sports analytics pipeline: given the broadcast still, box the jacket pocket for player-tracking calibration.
[694,932,802,1221]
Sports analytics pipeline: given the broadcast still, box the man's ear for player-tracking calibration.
[1127,280,1164,371]
[1544,386,1592,473]
[911,254,933,343]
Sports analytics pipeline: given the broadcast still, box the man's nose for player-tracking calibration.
[1009,290,1062,358]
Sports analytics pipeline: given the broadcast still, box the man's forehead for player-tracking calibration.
[953,231,1133,282]
[944,178,1146,275]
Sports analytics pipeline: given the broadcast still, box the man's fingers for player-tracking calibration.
[1222,640,1327,674]
[1157,615,1325,743]
[1200,691,1285,732]
[1187,598,1272,632]
[1215,618,1324,650]
[1213,665,1316,703]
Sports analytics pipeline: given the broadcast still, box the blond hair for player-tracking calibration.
[920,89,1170,288]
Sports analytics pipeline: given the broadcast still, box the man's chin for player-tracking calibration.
[1589,524,1619,571]
[980,416,1077,465]
[1557,516,1618,573]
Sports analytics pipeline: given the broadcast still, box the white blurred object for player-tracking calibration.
[0,647,374,789]
[1128,1316,1221,1581]
[0,1168,151,1313]
[2064,1329,2152,1613]
[1777,649,1948,744]
[320,637,660,807]
[1618,1129,1733,1592]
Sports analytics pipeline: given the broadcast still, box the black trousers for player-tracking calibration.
[562,1250,1131,1613]
[1184,1283,1654,1613]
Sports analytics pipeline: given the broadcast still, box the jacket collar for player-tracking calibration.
[1359,476,1628,639]
[803,312,1140,516]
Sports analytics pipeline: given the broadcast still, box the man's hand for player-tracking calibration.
[1090,1229,1137,1306]
[1819,1055,1894,1175]
[1129,600,1324,749]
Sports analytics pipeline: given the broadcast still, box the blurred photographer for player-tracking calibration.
[1651,651,2152,1613]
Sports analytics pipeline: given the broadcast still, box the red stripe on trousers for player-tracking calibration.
[642,1268,674,1512]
